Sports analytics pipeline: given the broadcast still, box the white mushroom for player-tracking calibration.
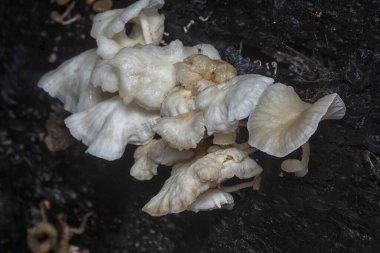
[160,86,196,117]
[110,40,221,110]
[154,111,205,150]
[142,147,263,216]
[130,139,194,180]
[187,189,234,213]
[130,139,159,181]
[247,83,346,157]
[64,96,160,161]
[38,49,110,113]
[195,74,274,135]
[175,54,237,94]
[90,0,165,59]
[281,142,310,177]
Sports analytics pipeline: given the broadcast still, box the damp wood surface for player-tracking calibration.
[0,0,379,252]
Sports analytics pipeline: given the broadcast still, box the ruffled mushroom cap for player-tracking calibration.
[110,40,221,110]
[248,83,346,157]
[38,49,109,113]
[91,60,119,93]
[130,139,194,180]
[142,147,262,216]
[187,189,234,213]
[130,139,159,181]
[154,111,205,150]
[196,74,273,134]
[175,54,237,94]
[65,96,160,161]
[90,0,165,59]
[160,86,196,117]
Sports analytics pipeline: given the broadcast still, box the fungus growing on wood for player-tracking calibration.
[143,148,263,216]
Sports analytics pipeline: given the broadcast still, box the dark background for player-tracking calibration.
[1,0,380,252]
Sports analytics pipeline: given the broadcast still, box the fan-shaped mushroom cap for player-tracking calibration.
[154,111,205,150]
[64,96,160,161]
[175,54,237,94]
[187,189,234,213]
[90,0,165,59]
[142,147,262,216]
[248,83,346,157]
[160,86,196,117]
[110,40,221,110]
[130,139,195,180]
[196,74,273,134]
[38,49,109,113]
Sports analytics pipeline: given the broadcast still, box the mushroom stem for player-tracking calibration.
[232,142,256,154]
[218,176,261,193]
[281,141,310,177]
[213,131,236,145]
[139,11,153,44]
[39,200,50,222]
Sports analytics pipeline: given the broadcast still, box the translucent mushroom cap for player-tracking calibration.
[38,49,109,113]
[248,83,346,157]
[196,74,273,134]
[64,96,160,161]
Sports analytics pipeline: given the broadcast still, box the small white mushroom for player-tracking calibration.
[110,40,221,110]
[160,86,196,117]
[154,111,205,150]
[130,139,195,180]
[64,96,160,161]
[281,142,310,177]
[247,83,346,157]
[142,147,262,216]
[38,49,110,113]
[90,0,165,59]
[196,74,273,135]
[187,189,234,213]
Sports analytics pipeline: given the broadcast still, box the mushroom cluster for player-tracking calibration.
[38,0,346,216]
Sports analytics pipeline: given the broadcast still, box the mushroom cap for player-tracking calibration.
[64,96,160,161]
[160,86,196,117]
[248,83,346,157]
[196,74,272,134]
[90,0,165,59]
[130,139,159,181]
[130,139,195,181]
[110,40,221,110]
[149,139,195,165]
[142,147,262,216]
[225,74,274,121]
[91,60,119,93]
[38,49,109,113]
[154,111,205,150]
[175,54,237,94]
[187,189,234,213]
